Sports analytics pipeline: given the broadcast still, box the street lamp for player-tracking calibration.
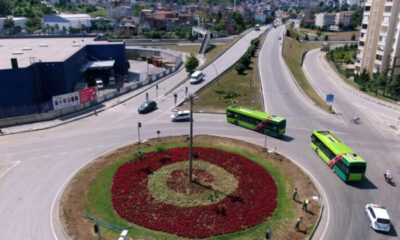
[188,94,194,182]
[156,130,161,141]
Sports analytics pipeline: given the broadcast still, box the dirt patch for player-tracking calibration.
[167,169,214,194]
[60,135,321,239]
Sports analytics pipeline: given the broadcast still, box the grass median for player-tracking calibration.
[282,37,332,112]
[181,35,266,112]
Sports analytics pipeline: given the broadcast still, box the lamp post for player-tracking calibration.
[188,94,194,182]
[156,130,161,141]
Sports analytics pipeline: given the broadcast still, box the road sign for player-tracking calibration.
[326,94,334,103]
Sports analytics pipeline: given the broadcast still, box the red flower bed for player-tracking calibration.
[111,147,277,238]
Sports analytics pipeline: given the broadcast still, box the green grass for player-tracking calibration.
[326,56,400,105]
[86,139,296,239]
[283,37,332,112]
[191,36,265,112]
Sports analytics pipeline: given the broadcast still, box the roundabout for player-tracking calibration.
[60,135,321,239]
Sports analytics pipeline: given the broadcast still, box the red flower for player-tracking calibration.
[111,147,277,238]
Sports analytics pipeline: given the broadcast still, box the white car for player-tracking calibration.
[365,204,391,232]
[171,110,191,122]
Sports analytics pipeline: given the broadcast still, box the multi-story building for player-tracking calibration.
[335,12,353,27]
[355,0,400,75]
[315,13,336,28]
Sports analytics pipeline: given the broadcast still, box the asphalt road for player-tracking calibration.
[0,26,269,240]
[298,31,400,239]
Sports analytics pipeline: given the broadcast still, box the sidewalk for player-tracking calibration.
[0,63,190,135]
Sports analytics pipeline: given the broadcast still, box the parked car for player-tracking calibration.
[171,110,191,122]
[138,100,157,114]
[95,78,104,89]
[365,204,391,232]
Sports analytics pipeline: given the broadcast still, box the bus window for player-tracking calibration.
[314,136,336,159]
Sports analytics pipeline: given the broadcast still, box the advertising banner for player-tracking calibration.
[79,86,98,104]
[52,92,80,110]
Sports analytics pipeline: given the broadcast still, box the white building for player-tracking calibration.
[42,14,92,29]
[315,13,336,28]
[0,17,27,32]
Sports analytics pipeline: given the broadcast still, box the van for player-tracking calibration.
[189,71,204,84]
[95,78,104,89]
[109,76,116,86]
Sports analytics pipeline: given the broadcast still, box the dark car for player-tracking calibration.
[138,100,157,114]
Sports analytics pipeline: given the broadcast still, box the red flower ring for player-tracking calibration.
[111,147,277,238]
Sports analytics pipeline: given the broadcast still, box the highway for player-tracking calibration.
[0,27,268,240]
[1,23,399,240]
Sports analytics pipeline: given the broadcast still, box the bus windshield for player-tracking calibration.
[349,164,366,173]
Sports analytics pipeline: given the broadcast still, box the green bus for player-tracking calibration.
[311,130,367,182]
[226,105,286,137]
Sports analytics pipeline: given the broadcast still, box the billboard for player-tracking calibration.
[52,91,80,110]
[52,86,98,110]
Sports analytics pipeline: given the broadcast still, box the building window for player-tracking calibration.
[385,6,392,13]
[362,24,368,29]
[363,16,369,22]
[379,36,386,43]
[383,16,390,24]
[378,45,385,51]
[359,41,365,46]
[365,6,371,11]
[376,55,383,61]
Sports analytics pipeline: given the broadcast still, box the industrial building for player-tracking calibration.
[0,38,128,119]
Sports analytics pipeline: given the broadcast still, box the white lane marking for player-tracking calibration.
[0,161,20,180]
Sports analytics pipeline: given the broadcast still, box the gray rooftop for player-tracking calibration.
[0,38,123,70]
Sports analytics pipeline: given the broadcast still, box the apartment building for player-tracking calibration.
[315,13,336,28]
[355,0,400,75]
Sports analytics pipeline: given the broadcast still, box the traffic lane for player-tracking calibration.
[304,50,400,126]
[260,27,330,123]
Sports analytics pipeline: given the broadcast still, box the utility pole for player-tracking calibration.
[188,94,194,182]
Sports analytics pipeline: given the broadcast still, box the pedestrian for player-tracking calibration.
[185,86,188,96]
[295,217,302,231]
[174,93,177,105]
[302,199,309,211]
[292,188,298,200]
[146,92,149,101]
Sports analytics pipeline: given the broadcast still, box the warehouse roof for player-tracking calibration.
[0,38,123,70]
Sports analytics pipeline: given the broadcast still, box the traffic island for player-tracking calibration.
[60,135,321,239]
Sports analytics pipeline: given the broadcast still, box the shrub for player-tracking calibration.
[235,63,246,74]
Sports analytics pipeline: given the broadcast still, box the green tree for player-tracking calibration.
[324,35,329,41]
[239,54,251,68]
[359,69,370,91]
[3,18,14,30]
[185,53,199,74]
[235,63,246,74]
[25,17,41,31]
[132,4,142,16]
[387,74,400,99]
[304,34,309,41]
[0,0,10,17]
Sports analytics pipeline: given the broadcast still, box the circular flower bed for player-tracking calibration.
[111,147,278,238]
[148,160,238,207]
